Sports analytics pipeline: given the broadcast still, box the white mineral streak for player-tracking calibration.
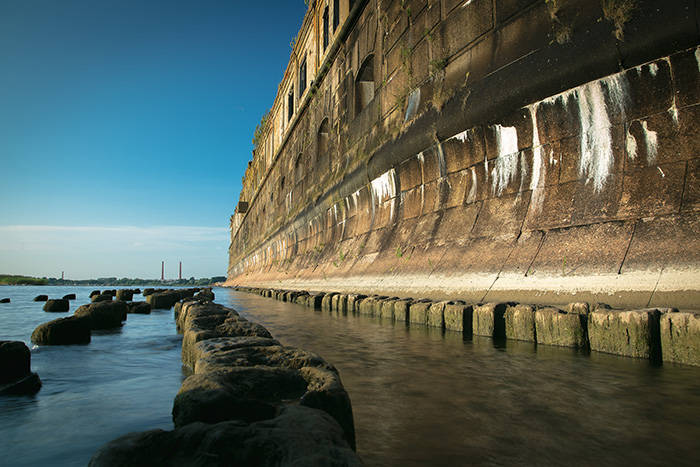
[450,130,469,143]
[663,57,680,125]
[626,129,638,160]
[467,167,477,204]
[371,169,397,203]
[490,124,519,196]
[577,75,627,192]
[404,88,421,122]
[657,166,665,177]
[528,103,546,212]
[648,63,659,77]
[640,120,658,165]
[462,0,475,7]
[370,168,398,220]
[436,142,447,177]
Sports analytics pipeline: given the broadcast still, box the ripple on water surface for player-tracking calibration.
[220,290,700,467]
[0,286,184,466]
[1,286,700,466]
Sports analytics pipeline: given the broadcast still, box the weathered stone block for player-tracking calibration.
[473,303,507,338]
[588,309,661,359]
[321,293,335,312]
[409,301,432,326]
[660,312,700,366]
[534,307,587,348]
[43,299,69,313]
[380,300,397,321]
[307,294,323,309]
[0,341,41,395]
[147,291,180,309]
[336,294,348,314]
[330,294,340,311]
[357,297,375,316]
[393,299,412,323]
[31,316,91,345]
[75,301,128,330]
[505,304,536,342]
[115,289,133,301]
[444,303,472,333]
[427,301,449,329]
[346,294,362,314]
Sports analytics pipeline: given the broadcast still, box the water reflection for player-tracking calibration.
[222,290,700,467]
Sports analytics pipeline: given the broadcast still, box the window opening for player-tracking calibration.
[299,58,307,95]
[287,87,294,122]
[355,54,375,115]
[333,0,340,31]
[322,7,329,50]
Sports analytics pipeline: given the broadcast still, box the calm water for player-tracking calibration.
[1,286,699,466]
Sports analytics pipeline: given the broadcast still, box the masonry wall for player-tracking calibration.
[228,0,700,310]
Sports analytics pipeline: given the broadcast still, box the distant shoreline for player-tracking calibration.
[0,274,226,287]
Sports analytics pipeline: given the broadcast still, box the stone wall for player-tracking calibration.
[228,0,699,310]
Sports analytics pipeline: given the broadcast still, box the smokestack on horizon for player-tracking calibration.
[179,261,182,280]
[161,261,164,281]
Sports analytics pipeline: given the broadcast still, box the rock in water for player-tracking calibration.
[115,289,133,301]
[89,406,361,467]
[31,316,91,345]
[89,290,101,298]
[33,295,48,302]
[43,299,70,312]
[0,298,10,303]
[91,294,113,303]
[0,341,41,395]
[194,288,215,301]
[75,301,127,330]
[63,294,76,300]
[127,302,151,314]
[146,291,181,309]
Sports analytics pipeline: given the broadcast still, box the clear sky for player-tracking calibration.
[0,0,307,279]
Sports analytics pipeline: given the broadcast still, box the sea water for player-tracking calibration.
[1,286,699,466]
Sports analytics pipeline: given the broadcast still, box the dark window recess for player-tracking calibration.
[287,88,294,122]
[299,58,307,95]
[333,0,339,31]
[355,54,375,115]
[322,7,329,50]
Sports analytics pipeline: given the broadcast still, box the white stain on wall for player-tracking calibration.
[370,168,398,221]
[466,167,477,204]
[528,103,546,212]
[640,120,658,165]
[626,129,638,160]
[577,75,627,192]
[450,130,469,143]
[490,124,519,196]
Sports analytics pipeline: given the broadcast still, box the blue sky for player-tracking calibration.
[0,0,307,279]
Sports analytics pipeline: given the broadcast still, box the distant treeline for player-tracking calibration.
[0,274,227,286]
[0,274,49,285]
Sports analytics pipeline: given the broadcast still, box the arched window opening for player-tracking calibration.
[333,0,340,31]
[287,87,295,122]
[355,54,375,115]
[317,118,330,173]
[322,6,329,50]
